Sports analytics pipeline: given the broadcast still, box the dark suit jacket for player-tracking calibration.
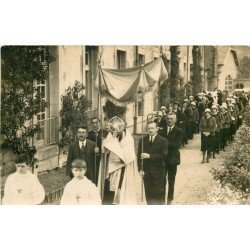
[159,126,183,166]
[137,134,168,174]
[66,139,96,182]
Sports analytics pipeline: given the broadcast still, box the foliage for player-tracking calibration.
[1,46,55,167]
[207,185,248,205]
[169,46,181,100]
[59,81,92,148]
[103,100,127,120]
[211,122,250,196]
[237,56,250,79]
[159,79,170,107]
[191,46,203,95]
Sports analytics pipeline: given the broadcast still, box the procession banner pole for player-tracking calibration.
[99,65,106,200]
[141,96,144,203]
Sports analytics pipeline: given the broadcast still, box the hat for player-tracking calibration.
[160,106,167,110]
[228,104,234,107]
[191,101,196,106]
[173,102,180,106]
[183,99,189,103]
[231,99,236,104]
[211,105,218,110]
[189,95,194,99]
[204,108,211,113]
[157,111,163,117]
[226,97,231,101]
[221,103,228,109]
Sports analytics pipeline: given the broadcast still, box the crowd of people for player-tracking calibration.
[155,90,249,163]
[2,90,249,206]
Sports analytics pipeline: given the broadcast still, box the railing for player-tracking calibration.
[37,117,57,147]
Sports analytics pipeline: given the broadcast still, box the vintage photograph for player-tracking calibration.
[1,45,249,205]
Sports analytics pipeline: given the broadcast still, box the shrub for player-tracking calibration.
[59,81,92,149]
[211,123,250,198]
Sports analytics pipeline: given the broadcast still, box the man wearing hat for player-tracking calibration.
[199,108,217,163]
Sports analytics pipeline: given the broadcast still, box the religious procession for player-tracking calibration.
[1,46,250,206]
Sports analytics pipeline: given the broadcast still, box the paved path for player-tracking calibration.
[172,133,223,205]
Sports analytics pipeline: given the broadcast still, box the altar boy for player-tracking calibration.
[60,159,101,205]
[2,155,45,205]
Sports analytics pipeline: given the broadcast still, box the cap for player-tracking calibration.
[204,108,211,113]
[191,102,196,106]
[160,106,167,110]
[211,105,218,110]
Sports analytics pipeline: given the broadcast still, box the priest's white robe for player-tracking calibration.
[60,177,101,205]
[98,130,144,204]
[2,171,45,205]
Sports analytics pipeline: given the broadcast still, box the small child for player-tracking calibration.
[2,155,45,205]
[60,159,101,205]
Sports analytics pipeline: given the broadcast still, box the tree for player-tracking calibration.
[59,81,92,149]
[1,46,55,168]
[238,56,250,79]
[191,46,203,95]
[169,46,181,101]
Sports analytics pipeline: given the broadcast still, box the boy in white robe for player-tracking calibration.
[60,159,101,205]
[2,155,45,205]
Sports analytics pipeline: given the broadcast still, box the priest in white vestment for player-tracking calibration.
[98,116,143,205]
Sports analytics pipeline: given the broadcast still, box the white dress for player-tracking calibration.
[2,171,45,205]
[60,177,102,205]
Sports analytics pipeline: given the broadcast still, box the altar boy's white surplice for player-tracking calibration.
[2,171,45,205]
[60,177,102,205]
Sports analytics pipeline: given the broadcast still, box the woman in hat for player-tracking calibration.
[220,104,231,150]
[211,105,222,157]
[199,108,217,163]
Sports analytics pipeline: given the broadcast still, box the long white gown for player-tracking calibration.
[2,171,45,205]
[60,177,102,205]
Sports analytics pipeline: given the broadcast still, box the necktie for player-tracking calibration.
[149,136,153,145]
[168,127,171,135]
[80,142,85,151]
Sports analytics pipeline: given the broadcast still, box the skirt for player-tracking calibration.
[201,132,213,151]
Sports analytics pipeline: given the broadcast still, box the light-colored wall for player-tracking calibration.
[218,51,238,90]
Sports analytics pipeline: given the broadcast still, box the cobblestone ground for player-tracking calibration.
[172,133,223,205]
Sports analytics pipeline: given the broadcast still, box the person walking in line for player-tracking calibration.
[199,108,217,163]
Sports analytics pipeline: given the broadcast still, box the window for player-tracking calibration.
[117,50,127,69]
[36,79,46,141]
[225,75,233,91]
[184,63,186,72]
[85,70,92,101]
[135,96,144,116]
[138,54,145,66]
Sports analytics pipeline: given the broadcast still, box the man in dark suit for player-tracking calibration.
[159,112,183,205]
[87,118,108,184]
[66,126,99,184]
[137,121,168,205]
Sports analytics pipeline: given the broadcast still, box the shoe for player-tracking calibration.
[201,159,206,164]
[207,158,210,163]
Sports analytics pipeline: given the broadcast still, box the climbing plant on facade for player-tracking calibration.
[191,46,203,95]
[1,46,55,168]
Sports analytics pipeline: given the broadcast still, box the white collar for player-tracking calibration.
[79,140,86,148]
[168,125,175,130]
